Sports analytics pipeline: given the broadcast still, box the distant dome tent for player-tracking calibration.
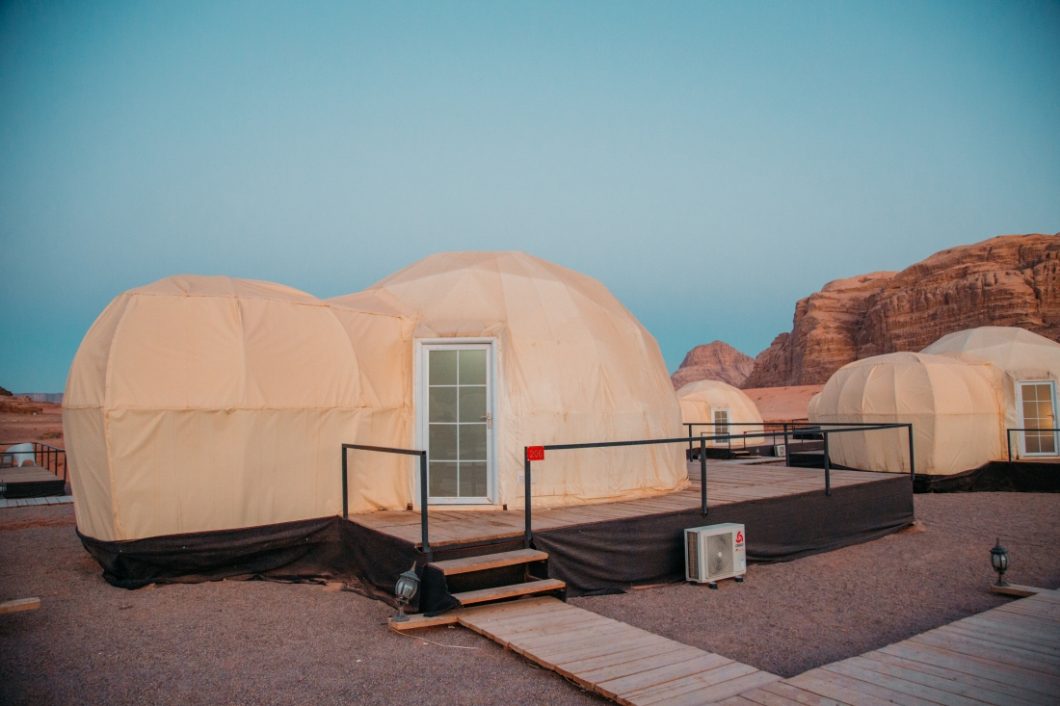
[675,380,764,448]
[330,251,687,509]
[922,326,1060,458]
[810,351,1006,476]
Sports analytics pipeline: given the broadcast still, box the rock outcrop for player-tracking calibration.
[743,234,1060,387]
[671,340,755,388]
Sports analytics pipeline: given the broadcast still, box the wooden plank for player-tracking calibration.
[990,584,1049,598]
[849,652,1050,706]
[596,653,737,701]
[0,597,40,615]
[452,578,565,606]
[823,659,985,706]
[745,681,847,705]
[879,642,1060,697]
[387,611,460,631]
[642,670,781,706]
[621,662,760,705]
[945,621,1060,657]
[908,628,1060,675]
[574,644,708,685]
[785,670,909,706]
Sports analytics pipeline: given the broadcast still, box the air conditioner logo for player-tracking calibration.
[735,530,744,546]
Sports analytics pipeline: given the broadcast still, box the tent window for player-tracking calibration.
[1019,381,1058,456]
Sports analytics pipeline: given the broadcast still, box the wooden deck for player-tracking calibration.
[731,588,1060,705]
[351,461,898,548]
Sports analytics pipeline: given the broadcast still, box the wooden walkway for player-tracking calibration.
[353,461,894,548]
[451,596,780,705]
[730,588,1060,705]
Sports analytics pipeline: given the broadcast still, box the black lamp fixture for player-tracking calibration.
[990,537,1009,587]
[392,562,421,622]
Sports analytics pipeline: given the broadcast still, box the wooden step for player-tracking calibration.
[452,578,566,606]
[430,549,549,576]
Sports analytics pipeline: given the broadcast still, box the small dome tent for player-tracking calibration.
[675,380,764,447]
[810,352,1004,475]
[63,276,410,542]
[922,326,1060,458]
[330,251,686,509]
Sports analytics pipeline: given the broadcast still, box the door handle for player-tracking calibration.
[480,413,493,429]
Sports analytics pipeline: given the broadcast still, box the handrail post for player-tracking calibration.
[1007,428,1013,463]
[907,423,916,486]
[524,449,532,549]
[341,446,349,520]
[687,424,693,460]
[699,436,707,515]
[822,431,831,496]
[419,451,431,557]
[783,423,791,466]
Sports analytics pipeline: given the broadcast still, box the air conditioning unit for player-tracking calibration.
[685,523,746,586]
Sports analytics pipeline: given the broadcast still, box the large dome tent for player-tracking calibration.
[922,326,1060,458]
[63,275,411,543]
[330,251,687,509]
[810,352,1005,476]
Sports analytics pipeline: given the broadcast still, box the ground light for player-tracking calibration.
[990,538,1009,587]
[392,563,421,622]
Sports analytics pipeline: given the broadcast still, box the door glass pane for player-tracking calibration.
[459,387,486,423]
[429,425,457,460]
[460,424,487,461]
[429,387,457,423]
[459,349,486,384]
[459,462,488,497]
[430,350,458,385]
[429,462,458,497]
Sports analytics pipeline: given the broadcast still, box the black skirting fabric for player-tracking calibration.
[533,473,914,596]
[915,461,1060,493]
[79,473,913,605]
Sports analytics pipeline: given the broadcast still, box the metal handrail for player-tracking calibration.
[341,443,432,557]
[1005,427,1060,462]
[523,422,915,549]
[1,441,67,483]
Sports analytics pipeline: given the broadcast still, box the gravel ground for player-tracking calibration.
[1,493,1057,704]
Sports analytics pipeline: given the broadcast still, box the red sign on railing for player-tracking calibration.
[526,446,545,461]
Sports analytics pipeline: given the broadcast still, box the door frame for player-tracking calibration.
[1017,379,1059,457]
[413,338,499,506]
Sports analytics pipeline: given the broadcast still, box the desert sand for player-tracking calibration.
[2,492,1057,704]
[742,384,823,422]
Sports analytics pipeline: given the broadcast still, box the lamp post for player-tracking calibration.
[990,538,1009,587]
[392,563,421,622]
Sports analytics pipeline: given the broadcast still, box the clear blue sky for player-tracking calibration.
[2,1,1058,392]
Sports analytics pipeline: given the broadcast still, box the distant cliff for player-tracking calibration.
[671,340,755,389]
[743,233,1060,387]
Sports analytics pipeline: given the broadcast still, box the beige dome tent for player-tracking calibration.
[675,380,764,448]
[810,352,1004,475]
[331,251,686,509]
[922,326,1060,458]
[63,276,410,542]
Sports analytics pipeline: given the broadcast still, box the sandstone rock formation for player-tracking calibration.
[671,340,755,388]
[743,234,1060,387]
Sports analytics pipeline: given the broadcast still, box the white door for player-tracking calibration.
[1019,381,1058,456]
[420,343,494,503]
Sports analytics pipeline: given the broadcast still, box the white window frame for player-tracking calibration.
[412,338,499,506]
[1017,380,1059,458]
